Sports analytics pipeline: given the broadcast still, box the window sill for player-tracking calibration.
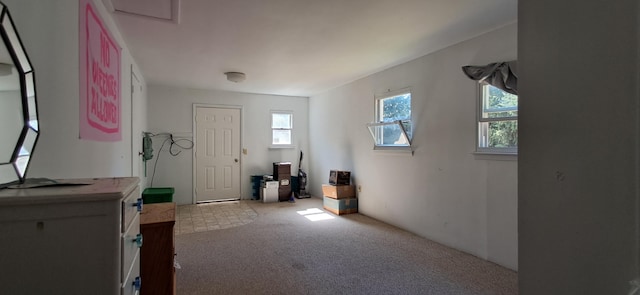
[372,146,414,155]
[269,145,296,149]
[472,151,517,161]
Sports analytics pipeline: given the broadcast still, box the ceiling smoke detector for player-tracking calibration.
[224,72,246,83]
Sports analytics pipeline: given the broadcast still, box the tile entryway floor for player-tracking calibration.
[175,200,258,235]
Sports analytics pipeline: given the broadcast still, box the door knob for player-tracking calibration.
[234,159,239,163]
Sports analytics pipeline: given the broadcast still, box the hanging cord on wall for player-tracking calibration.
[147,133,194,187]
[168,134,194,156]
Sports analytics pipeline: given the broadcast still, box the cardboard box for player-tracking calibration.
[322,184,356,199]
[261,187,278,203]
[279,179,290,186]
[329,170,351,185]
[278,185,291,201]
[323,196,358,215]
[273,162,291,180]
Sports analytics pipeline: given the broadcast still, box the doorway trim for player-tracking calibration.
[130,65,144,179]
[192,103,244,204]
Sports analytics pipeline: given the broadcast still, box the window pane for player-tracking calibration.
[401,121,412,141]
[272,130,291,145]
[479,120,518,148]
[486,110,518,119]
[272,113,292,128]
[382,125,409,145]
[368,123,410,146]
[482,84,518,116]
[379,93,411,122]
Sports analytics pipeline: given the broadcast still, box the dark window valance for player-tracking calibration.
[462,61,517,95]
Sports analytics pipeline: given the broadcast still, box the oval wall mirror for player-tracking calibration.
[0,2,39,187]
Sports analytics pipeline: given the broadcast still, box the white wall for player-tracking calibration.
[309,23,518,270]
[146,85,309,205]
[3,0,147,180]
[518,0,638,293]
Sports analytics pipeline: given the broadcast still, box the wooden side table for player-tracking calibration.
[140,202,176,295]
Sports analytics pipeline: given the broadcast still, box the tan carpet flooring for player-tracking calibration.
[175,197,518,294]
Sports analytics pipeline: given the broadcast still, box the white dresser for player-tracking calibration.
[0,177,142,295]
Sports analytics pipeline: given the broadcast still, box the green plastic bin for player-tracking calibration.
[142,187,174,204]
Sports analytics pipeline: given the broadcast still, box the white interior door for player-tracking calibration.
[194,106,241,202]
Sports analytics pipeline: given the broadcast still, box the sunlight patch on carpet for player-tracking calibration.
[297,207,335,221]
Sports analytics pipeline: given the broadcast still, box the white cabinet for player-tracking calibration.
[0,177,142,295]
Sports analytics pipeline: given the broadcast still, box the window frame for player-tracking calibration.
[270,110,294,148]
[476,83,518,155]
[367,88,413,151]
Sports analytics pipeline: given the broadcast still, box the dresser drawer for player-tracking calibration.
[122,213,141,282]
[122,186,142,232]
[122,252,141,295]
[0,177,141,295]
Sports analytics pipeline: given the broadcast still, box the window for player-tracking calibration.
[477,83,518,154]
[367,90,412,150]
[271,111,293,146]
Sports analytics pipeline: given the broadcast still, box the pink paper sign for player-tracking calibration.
[79,0,121,141]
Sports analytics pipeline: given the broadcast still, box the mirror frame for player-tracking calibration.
[0,1,39,185]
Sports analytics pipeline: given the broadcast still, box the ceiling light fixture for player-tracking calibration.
[224,72,246,83]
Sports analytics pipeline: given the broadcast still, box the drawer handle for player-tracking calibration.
[134,233,143,248]
[134,198,143,212]
[133,276,142,291]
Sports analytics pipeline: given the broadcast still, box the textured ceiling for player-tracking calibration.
[104,0,517,97]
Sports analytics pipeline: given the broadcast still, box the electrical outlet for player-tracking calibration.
[242,148,248,155]
[358,185,362,192]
